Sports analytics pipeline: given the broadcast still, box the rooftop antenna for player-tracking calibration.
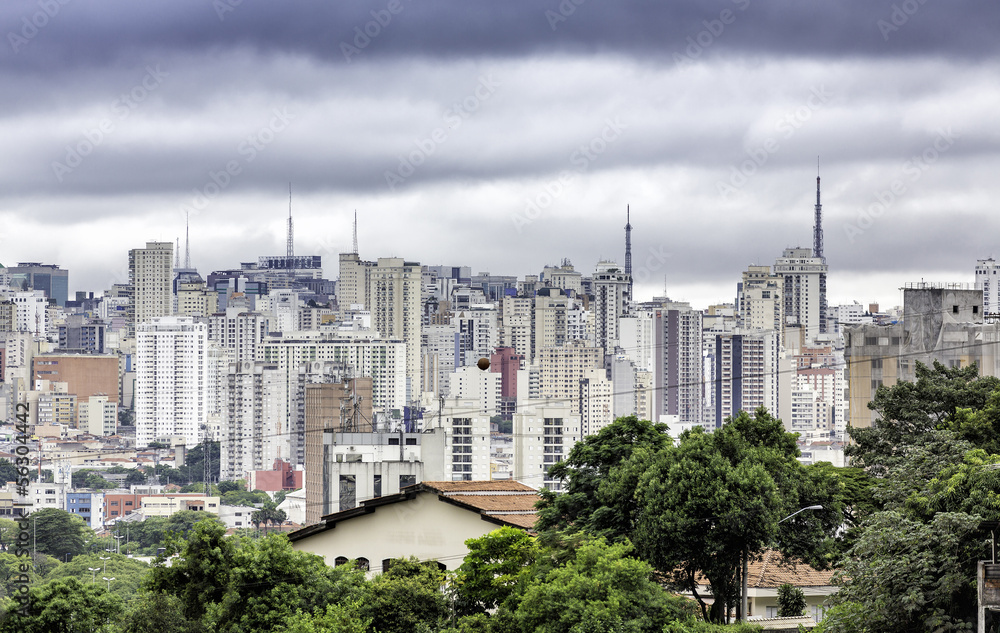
[353,210,358,255]
[174,238,180,268]
[813,157,824,262]
[625,205,633,299]
[184,210,191,269]
[287,183,294,259]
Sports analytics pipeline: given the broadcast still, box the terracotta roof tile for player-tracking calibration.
[750,550,836,587]
[420,480,537,493]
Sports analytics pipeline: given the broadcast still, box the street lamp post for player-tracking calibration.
[741,505,823,622]
[103,576,115,592]
[88,567,100,583]
[99,555,110,574]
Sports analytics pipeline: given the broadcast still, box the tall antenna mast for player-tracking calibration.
[352,210,359,255]
[287,183,294,259]
[813,158,824,262]
[624,204,633,299]
[174,238,180,268]
[184,211,191,269]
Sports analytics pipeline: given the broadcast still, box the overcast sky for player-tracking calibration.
[2,1,998,310]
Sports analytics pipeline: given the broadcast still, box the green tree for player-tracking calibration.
[203,533,367,633]
[822,511,982,632]
[0,461,18,485]
[630,409,838,623]
[144,519,236,622]
[110,591,199,633]
[848,360,999,478]
[217,480,243,494]
[0,577,123,633]
[453,527,538,616]
[776,583,806,617]
[356,557,449,633]
[535,415,672,541]
[44,552,149,597]
[275,603,370,633]
[221,489,270,507]
[28,508,90,559]
[514,538,695,633]
[0,552,42,599]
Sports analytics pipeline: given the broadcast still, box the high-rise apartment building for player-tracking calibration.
[128,242,174,335]
[739,265,784,332]
[338,253,375,310]
[653,302,703,425]
[710,330,780,428]
[135,316,210,447]
[593,261,631,352]
[369,258,422,399]
[773,247,828,344]
[976,258,1000,314]
[537,340,604,416]
[512,399,582,491]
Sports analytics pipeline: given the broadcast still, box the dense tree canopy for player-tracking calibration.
[535,415,672,541]
[28,508,91,559]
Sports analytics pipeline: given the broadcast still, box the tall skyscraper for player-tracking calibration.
[4,263,69,306]
[652,302,703,425]
[592,260,631,353]
[368,257,422,399]
[135,316,210,447]
[128,242,174,336]
[774,247,828,345]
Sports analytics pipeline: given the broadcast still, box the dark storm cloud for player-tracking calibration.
[3,0,998,73]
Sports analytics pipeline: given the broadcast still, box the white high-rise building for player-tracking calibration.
[579,367,613,436]
[513,400,582,491]
[421,323,458,397]
[79,395,118,436]
[208,308,270,365]
[135,316,210,447]
[369,258,422,399]
[338,252,375,310]
[739,265,784,332]
[501,296,534,361]
[976,258,1000,314]
[449,365,501,417]
[425,397,493,481]
[258,331,408,415]
[774,247,828,344]
[454,305,499,368]
[8,290,48,336]
[221,361,290,481]
[593,261,631,352]
[128,242,173,335]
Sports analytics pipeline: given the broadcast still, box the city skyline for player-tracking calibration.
[2,1,998,309]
